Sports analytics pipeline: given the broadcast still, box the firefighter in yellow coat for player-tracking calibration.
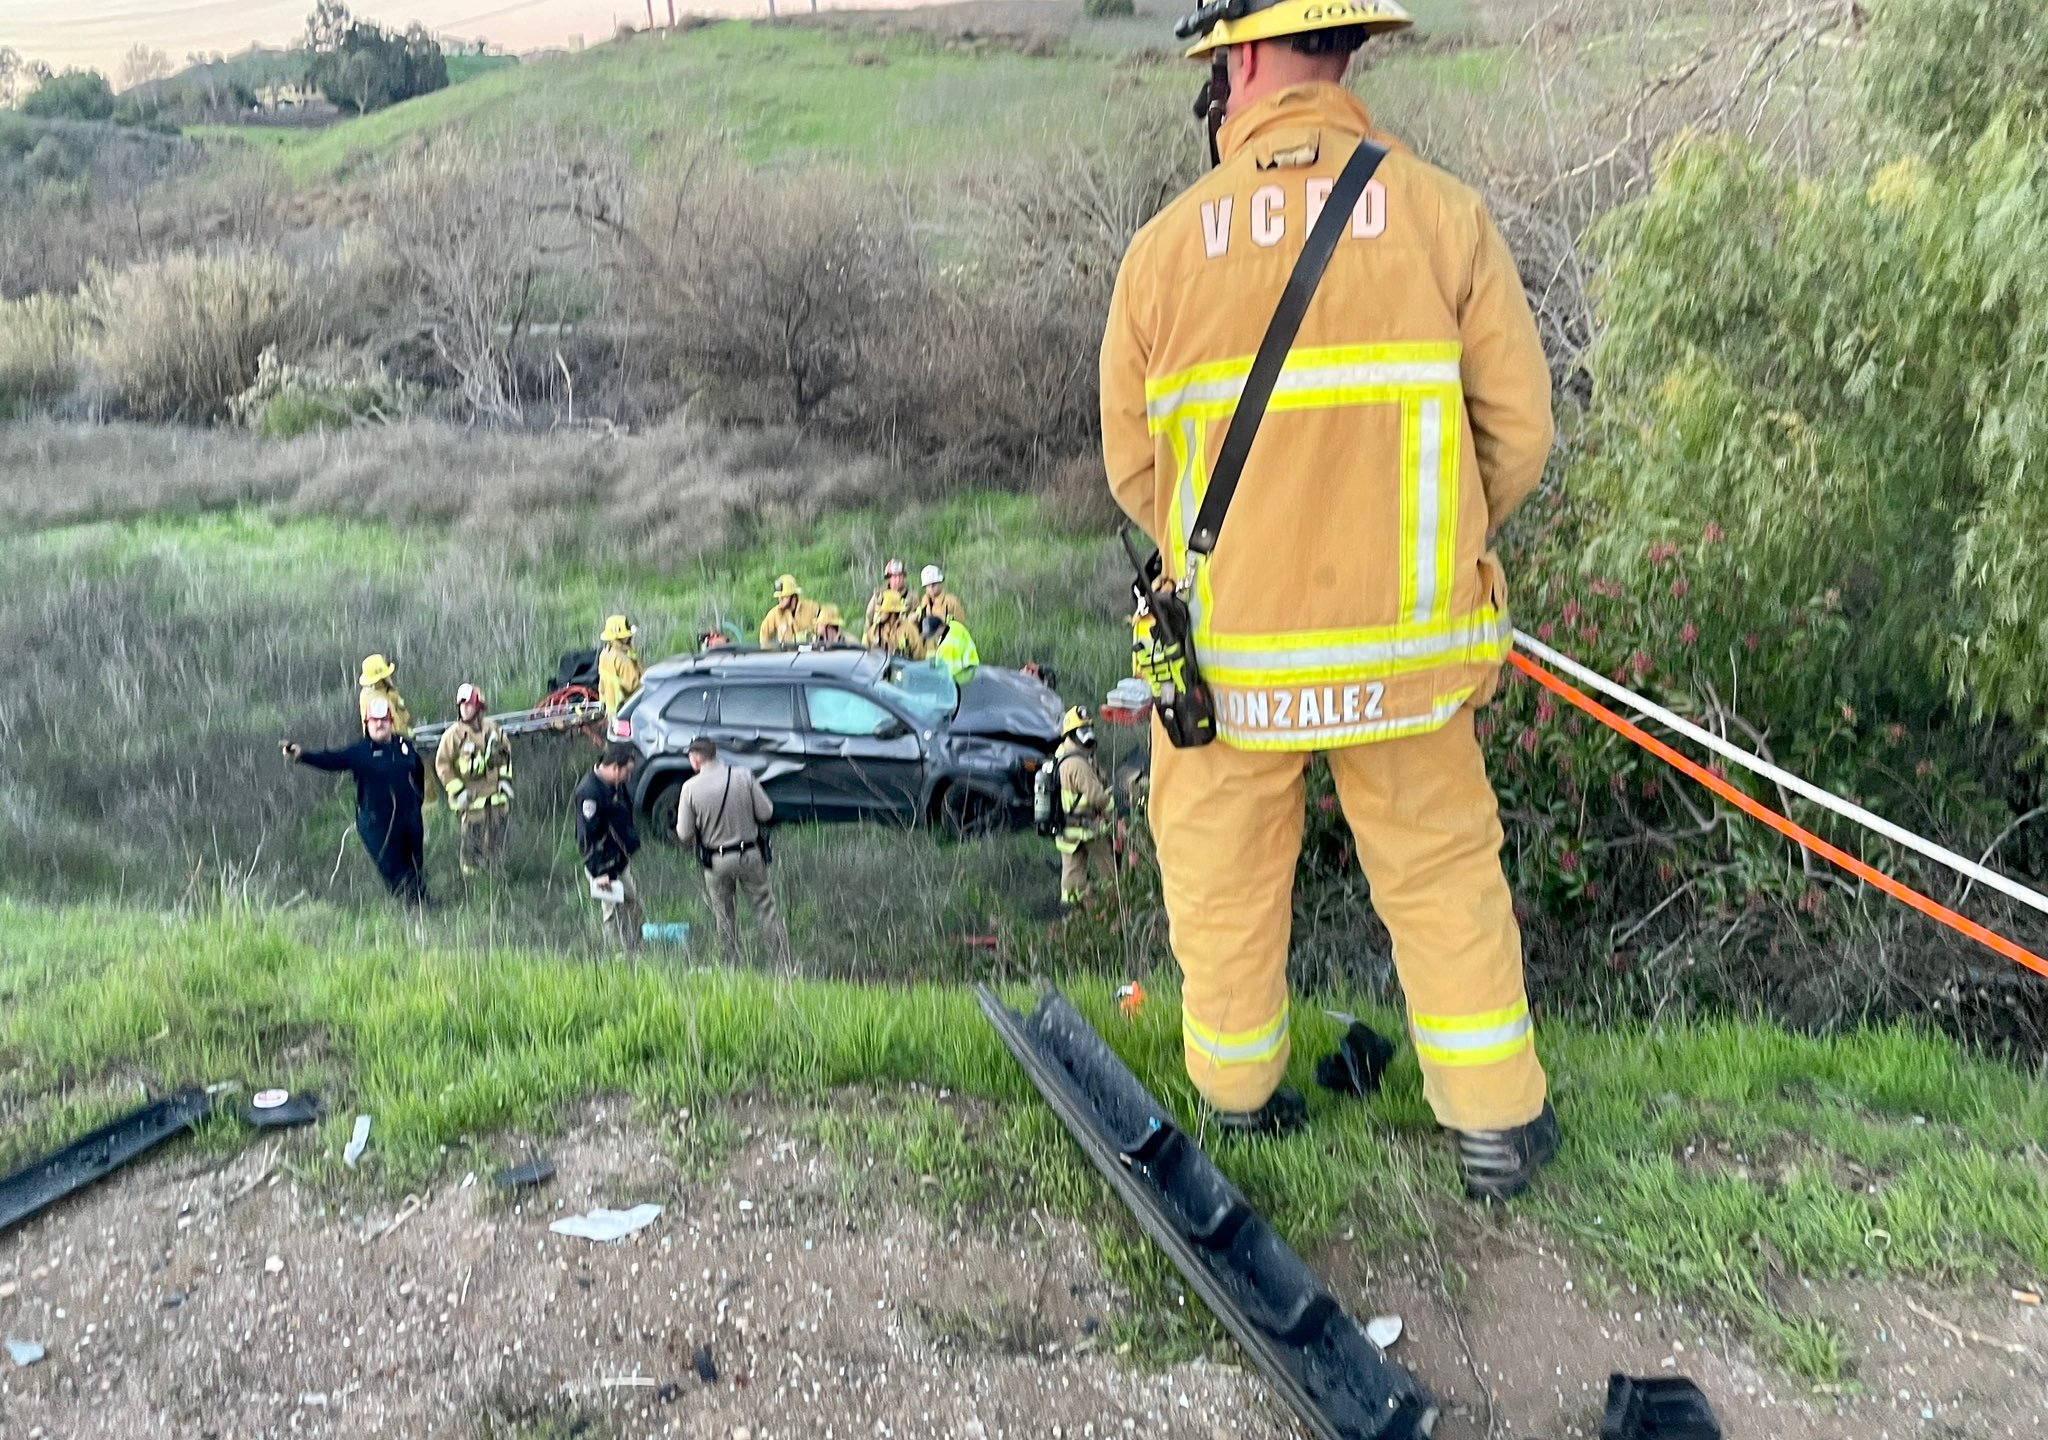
[865,588,924,659]
[1099,0,1558,1199]
[435,682,513,875]
[1053,707,1118,907]
[597,614,644,720]
[760,574,821,648]
[357,654,412,737]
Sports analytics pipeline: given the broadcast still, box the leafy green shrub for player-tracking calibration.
[20,70,116,123]
[1407,0,2048,1032]
[82,252,315,422]
[0,293,81,411]
[228,347,416,437]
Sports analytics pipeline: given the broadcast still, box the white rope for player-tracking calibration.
[1511,629,2048,919]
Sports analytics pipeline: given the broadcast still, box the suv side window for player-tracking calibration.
[806,686,898,738]
[718,685,797,730]
[662,684,715,724]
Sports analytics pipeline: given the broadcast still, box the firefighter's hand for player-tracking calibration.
[281,741,302,762]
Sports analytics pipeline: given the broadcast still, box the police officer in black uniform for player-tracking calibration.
[283,695,429,904]
[574,741,644,948]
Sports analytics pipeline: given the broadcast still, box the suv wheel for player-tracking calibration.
[935,784,1002,840]
[648,779,684,845]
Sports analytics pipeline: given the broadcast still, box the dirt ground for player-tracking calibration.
[1,1097,2042,1440]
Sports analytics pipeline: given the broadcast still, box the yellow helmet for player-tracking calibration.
[816,603,845,629]
[358,653,395,686]
[877,588,909,615]
[1180,0,1412,57]
[1060,705,1094,738]
[601,614,636,643]
[773,573,802,600]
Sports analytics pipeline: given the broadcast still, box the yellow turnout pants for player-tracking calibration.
[1150,707,1547,1131]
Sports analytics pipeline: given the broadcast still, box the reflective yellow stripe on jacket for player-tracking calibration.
[1146,341,1510,749]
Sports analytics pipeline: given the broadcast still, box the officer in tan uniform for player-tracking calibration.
[1100,0,1558,1198]
[674,738,792,971]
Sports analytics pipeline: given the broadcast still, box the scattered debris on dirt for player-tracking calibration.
[0,1096,2040,1439]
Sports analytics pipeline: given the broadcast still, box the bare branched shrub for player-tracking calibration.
[0,292,81,409]
[82,251,315,421]
[850,106,1198,469]
[627,154,919,425]
[374,133,629,422]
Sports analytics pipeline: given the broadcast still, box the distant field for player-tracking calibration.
[177,10,1522,183]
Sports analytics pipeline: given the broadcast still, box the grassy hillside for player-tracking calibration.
[4,900,2044,1377]
[186,9,1523,182]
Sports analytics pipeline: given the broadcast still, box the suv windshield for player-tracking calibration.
[875,659,958,724]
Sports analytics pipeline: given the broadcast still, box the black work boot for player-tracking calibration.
[1453,1102,1561,1202]
[1209,1086,1307,1136]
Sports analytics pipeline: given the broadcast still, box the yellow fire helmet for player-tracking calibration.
[877,589,909,615]
[358,652,395,686]
[601,614,636,644]
[816,603,845,629]
[1179,0,1413,57]
[773,573,803,600]
[1060,704,1094,738]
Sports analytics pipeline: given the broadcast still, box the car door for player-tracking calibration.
[801,684,924,821]
[701,683,812,814]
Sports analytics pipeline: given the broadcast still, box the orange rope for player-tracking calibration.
[1508,651,2048,981]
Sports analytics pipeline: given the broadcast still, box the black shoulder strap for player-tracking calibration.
[1186,139,1388,559]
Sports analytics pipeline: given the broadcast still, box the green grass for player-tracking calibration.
[2,899,2043,1380]
[246,22,1183,183]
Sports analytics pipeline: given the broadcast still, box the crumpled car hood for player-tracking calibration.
[950,668,1063,747]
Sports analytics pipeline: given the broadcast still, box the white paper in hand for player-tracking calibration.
[589,875,625,904]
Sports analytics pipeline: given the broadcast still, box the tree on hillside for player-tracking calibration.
[121,44,171,96]
[1575,0,2048,735]
[0,48,21,109]
[20,69,116,122]
[300,1,448,114]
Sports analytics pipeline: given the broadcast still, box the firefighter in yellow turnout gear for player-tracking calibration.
[357,654,412,737]
[435,682,513,875]
[1053,707,1118,907]
[598,615,644,720]
[1099,0,1558,1198]
[864,588,924,659]
[760,575,821,648]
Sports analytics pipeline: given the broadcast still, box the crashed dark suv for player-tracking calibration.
[616,647,1064,837]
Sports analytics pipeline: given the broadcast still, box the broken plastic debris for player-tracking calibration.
[493,1159,555,1190]
[694,1345,718,1383]
[1365,1314,1403,1350]
[548,1203,663,1242]
[1115,982,1146,1019]
[243,1090,321,1129]
[2014,1290,2042,1306]
[5,1338,46,1367]
[1601,1373,1722,1440]
[343,1115,372,1168]
[1315,1021,1398,1098]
